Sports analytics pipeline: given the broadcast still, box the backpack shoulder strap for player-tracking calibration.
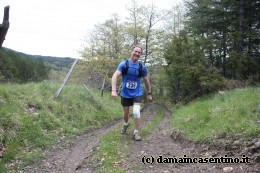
[138,61,143,78]
[122,60,128,75]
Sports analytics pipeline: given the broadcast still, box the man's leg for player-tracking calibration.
[133,103,141,140]
[133,103,141,131]
[121,106,130,134]
[123,106,130,124]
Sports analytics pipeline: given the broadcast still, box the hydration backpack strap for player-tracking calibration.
[121,60,128,75]
[122,60,143,78]
[138,62,143,78]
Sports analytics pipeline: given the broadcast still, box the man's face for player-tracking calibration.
[131,47,142,61]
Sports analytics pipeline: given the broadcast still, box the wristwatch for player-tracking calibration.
[148,92,152,95]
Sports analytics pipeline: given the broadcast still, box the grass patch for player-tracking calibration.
[0,82,122,172]
[170,87,260,143]
[95,107,164,172]
[141,108,164,136]
[95,128,127,173]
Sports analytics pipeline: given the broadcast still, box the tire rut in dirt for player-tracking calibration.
[122,103,259,173]
[19,119,123,173]
[77,103,164,172]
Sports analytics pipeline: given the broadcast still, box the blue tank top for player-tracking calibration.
[117,59,147,98]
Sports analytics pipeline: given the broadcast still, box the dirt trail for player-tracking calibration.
[122,103,259,173]
[20,103,259,173]
[19,120,122,173]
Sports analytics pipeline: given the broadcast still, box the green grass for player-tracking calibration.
[1,81,259,172]
[0,81,122,172]
[170,87,260,143]
[141,108,164,136]
[95,108,164,172]
[95,129,127,173]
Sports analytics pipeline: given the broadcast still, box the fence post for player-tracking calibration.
[54,59,78,99]
[101,68,110,97]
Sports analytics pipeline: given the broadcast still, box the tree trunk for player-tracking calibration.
[238,0,245,53]
[0,6,10,48]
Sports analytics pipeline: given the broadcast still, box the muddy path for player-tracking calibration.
[19,119,123,173]
[122,103,259,173]
[20,103,259,173]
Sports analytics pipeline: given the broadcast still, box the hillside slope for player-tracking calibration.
[0,83,259,172]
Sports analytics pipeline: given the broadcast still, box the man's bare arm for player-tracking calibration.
[143,76,152,102]
[111,70,121,99]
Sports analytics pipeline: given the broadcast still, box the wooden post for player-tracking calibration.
[54,59,78,99]
[83,84,90,93]
[0,6,10,48]
[101,68,110,97]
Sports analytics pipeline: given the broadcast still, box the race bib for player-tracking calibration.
[126,80,137,89]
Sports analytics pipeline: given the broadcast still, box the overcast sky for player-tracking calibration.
[0,0,182,58]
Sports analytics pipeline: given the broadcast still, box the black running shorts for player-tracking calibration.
[121,96,142,107]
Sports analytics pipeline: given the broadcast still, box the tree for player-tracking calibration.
[185,0,260,81]
[163,3,186,37]
[81,14,126,60]
[164,31,225,103]
[0,48,49,82]
[125,0,145,45]
[125,1,172,65]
